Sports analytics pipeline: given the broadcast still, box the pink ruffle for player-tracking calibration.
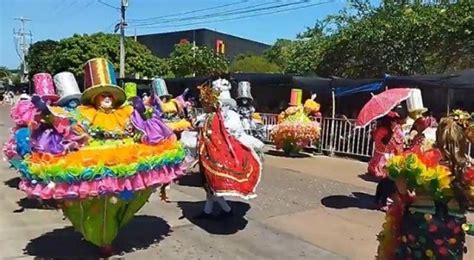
[19,165,186,200]
[2,138,18,160]
[10,100,38,126]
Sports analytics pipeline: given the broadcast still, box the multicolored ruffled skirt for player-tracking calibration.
[15,136,186,247]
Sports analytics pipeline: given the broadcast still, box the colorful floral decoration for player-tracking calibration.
[376,194,406,260]
[377,146,472,259]
[386,148,453,201]
[464,166,474,207]
[271,100,321,155]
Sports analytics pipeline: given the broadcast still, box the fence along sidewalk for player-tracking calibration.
[192,109,472,160]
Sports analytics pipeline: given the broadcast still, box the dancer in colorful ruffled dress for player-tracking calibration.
[367,110,406,178]
[13,58,185,256]
[377,110,474,259]
[193,78,264,219]
[3,72,80,162]
[150,78,192,136]
[271,89,320,156]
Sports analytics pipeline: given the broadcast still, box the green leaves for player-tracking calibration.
[229,55,281,73]
[266,1,473,78]
[168,43,229,77]
[27,33,170,79]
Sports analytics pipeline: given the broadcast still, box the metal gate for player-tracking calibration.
[320,117,375,158]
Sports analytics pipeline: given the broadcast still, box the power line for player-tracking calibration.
[130,0,289,26]
[135,1,332,30]
[97,0,120,10]
[128,0,251,22]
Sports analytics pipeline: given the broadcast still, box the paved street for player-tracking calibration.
[0,105,472,259]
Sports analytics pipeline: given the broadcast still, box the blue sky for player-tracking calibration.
[0,0,379,69]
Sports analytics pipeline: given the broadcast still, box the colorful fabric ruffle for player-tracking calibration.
[165,118,192,133]
[77,105,133,134]
[10,99,38,126]
[18,137,185,184]
[20,165,184,199]
[386,148,453,201]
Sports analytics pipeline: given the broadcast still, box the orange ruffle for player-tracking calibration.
[77,105,133,132]
[27,137,179,167]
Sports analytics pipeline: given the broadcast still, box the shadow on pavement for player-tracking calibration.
[4,176,20,189]
[175,172,204,188]
[358,173,380,183]
[23,215,171,258]
[321,192,377,210]
[178,200,250,235]
[14,198,60,213]
[265,149,310,158]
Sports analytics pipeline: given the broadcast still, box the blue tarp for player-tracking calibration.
[335,82,383,97]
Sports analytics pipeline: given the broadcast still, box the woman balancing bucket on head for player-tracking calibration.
[11,58,186,256]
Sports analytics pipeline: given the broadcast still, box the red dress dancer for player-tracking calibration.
[199,111,262,198]
[195,82,262,219]
[368,114,405,178]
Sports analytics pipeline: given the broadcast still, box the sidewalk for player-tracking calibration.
[262,151,474,260]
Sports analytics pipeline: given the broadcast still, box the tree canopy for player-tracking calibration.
[229,54,281,73]
[27,33,170,79]
[265,1,473,78]
[168,42,229,77]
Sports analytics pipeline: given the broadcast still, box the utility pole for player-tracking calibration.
[119,0,128,79]
[192,30,196,77]
[13,17,32,83]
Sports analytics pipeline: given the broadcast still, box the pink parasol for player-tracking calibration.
[355,88,413,128]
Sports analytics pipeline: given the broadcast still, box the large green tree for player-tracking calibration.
[168,43,229,77]
[27,40,60,76]
[229,54,281,73]
[27,33,170,78]
[266,1,473,78]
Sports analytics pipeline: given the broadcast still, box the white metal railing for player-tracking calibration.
[320,117,375,158]
[260,113,278,143]
[188,109,471,160]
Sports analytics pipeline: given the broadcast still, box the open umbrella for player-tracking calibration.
[356,88,413,127]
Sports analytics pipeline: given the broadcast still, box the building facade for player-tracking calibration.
[136,28,270,60]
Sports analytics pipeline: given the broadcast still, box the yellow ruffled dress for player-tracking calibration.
[77,105,133,133]
[160,100,192,133]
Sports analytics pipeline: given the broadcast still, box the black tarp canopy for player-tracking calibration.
[385,69,474,89]
[118,69,473,115]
